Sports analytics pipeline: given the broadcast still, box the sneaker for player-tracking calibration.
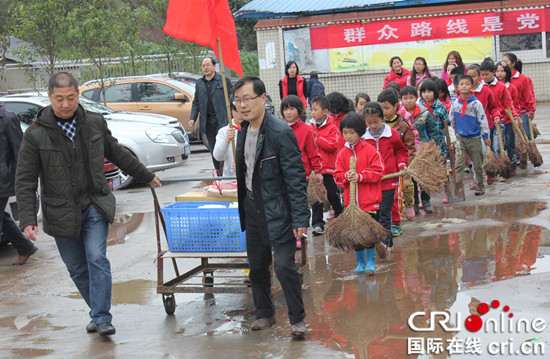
[326,210,335,221]
[12,246,38,265]
[422,200,433,214]
[290,321,307,337]
[486,176,494,185]
[312,226,324,236]
[475,188,485,196]
[469,182,477,190]
[391,225,402,237]
[96,322,116,336]
[251,317,276,330]
[404,207,415,220]
[519,161,527,169]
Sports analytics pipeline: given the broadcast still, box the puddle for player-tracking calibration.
[10,348,54,357]
[111,279,157,305]
[0,314,64,332]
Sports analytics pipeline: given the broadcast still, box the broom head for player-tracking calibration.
[528,142,543,167]
[307,172,329,207]
[483,147,501,178]
[406,141,448,194]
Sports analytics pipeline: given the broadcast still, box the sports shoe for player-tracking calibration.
[12,246,38,265]
[475,188,485,196]
[391,225,402,237]
[290,321,307,337]
[251,317,276,330]
[326,209,335,221]
[86,321,97,333]
[486,176,495,185]
[519,161,527,169]
[469,182,477,190]
[96,322,116,336]
[404,207,415,220]
[422,200,433,214]
[312,226,324,236]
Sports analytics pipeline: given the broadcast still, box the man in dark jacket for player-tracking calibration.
[16,72,161,337]
[234,76,309,337]
[307,71,325,107]
[189,56,233,175]
[0,103,37,265]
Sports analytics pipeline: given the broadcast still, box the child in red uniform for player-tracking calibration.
[281,95,322,246]
[361,102,409,252]
[480,58,518,175]
[334,112,385,273]
[309,96,344,235]
[327,92,354,151]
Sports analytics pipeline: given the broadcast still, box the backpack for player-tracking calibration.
[309,80,325,99]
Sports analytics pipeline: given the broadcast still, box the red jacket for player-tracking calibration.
[510,70,535,116]
[334,139,384,212]
[310,116,340,173]
[289,119,321,179]
[362,124,409,191]
[506,82,521,120]
[483,78,514,124]
[281,75,307,109]
[331,112,347,152]
[383,68,411,90]
[471,83,500,129]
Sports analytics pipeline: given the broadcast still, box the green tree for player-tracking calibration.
[229,0,257,51]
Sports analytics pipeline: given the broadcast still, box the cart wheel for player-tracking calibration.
[203,275,214,288]
[163,295,176,315]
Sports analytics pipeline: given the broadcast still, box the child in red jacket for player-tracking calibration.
[309,96,344,235]
[361,102,409,252]
[334,112,385,273]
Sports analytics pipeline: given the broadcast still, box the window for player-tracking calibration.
[95,83,133,102]
[499,33,542,52]
[138,82,179,102]
[2,102,42,126]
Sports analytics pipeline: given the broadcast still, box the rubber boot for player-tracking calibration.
[365,247,376,274]
[354,250,366,273]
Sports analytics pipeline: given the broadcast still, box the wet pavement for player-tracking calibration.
[2,105,550,358]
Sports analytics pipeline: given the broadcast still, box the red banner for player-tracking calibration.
[311,9,546,50]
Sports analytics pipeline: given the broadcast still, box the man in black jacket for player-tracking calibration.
[234,76,309,337]
[0,104,37,265]
[189,56,233,175]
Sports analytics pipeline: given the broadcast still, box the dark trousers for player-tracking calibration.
[311,173,343,229]
[0,197,34,255]
[244,196,305,324]
[501,123,517,167]
[412,179,430,205]
[379,189,395,248]
[202,116,223,175]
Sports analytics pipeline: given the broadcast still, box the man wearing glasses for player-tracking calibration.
[234,76,309,337]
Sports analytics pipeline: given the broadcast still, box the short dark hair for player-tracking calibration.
[310,71,318,79]
[284,61,299,77]
[419,80,439,96]
[280,95,304,116]
[203,56,217,66]
[389,56,403,67]
[355,93,370,106]
[48,72,79,93]
[450,66,465,77]
[480,58,495,72]
[385,82,400,94]
[400,86,418,98]
[340,112,366,137]
[233,76,266,97]
[327,92,353,114]
[467,64,481,76]
[457,74,474,85]
[311,96,329,110]
[362,101,384,119]
[377,89,399,106]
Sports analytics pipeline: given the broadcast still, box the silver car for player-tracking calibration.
[0,94,190,188]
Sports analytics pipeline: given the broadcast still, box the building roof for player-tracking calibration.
[3,36,36,63]
[248,0,549,29]
[235,0,465,19]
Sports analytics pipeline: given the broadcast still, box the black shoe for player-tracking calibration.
[251,317,276,330]
[97,322,116,336]
[86,321,97,333]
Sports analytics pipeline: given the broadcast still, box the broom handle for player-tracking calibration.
[443,120,455,171]
[507,108,528,142]
[495,123,505,155]
[528,116,535,141]
[349,157,357,205]
[382,170,407,180]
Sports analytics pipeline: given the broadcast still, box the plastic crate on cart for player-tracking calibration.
[160,201,245,252]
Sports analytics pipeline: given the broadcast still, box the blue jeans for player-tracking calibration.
[0,197,35,255]
[54,204,112,324]
[521,113,531,141]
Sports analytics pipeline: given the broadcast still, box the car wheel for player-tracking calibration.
[118,170,135,189]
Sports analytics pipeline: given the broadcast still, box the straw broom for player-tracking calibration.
[507,109,529,166]
[325,157,388,254]
[483,147,501,178]
[507,108,542,167]
[527,116,543,167]
[307,170,329,209]
[495,123,513,178]
[381,140,448,194]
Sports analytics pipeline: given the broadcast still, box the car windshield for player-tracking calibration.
[78,97,116,114]
[165,79,195,93]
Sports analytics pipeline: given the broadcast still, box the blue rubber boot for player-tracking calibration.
[354,250,366,273]
[365,247,376,274]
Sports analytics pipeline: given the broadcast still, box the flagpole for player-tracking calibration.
[217,37,236,161]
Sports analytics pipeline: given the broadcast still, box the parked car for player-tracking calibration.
[146,72,201,84]
[0,94,190,189]
[79,76,199,140]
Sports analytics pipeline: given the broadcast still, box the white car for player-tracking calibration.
[0,94,190,189]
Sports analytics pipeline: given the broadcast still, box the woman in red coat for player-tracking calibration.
[279,60,308,111]
[383,56,410,90]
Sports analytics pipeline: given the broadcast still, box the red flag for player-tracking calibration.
[163,0,243,77]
